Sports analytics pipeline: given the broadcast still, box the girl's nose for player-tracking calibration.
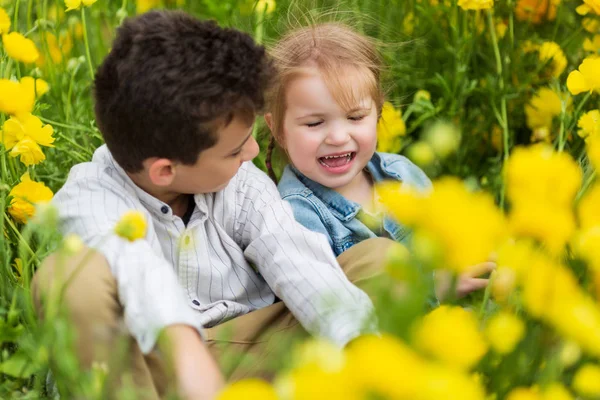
[324,127,351,146]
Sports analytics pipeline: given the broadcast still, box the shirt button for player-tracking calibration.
[160,205,169,214]
[192,300,200,306]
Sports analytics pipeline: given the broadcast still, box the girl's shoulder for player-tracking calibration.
[371,152,432,190]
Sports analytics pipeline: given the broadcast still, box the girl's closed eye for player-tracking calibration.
[348,114,366,122]
[306,120,323,128]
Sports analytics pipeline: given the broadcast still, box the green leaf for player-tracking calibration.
[0,351,39,378]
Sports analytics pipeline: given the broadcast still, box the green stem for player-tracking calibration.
[4,214,39,262]
[479,271,495,318]
[576,171,597,202]
[81,7,95,80]
[487,9,510,210]
[38,116,97,134]
[13,0,20,31]
[558,101,567,152]
[26,0,33,31]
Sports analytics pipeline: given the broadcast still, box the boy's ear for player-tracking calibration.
[147,158,176,187]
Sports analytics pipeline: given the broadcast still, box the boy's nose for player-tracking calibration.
[242,135,260,161]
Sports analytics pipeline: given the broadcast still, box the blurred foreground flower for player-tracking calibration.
[414,305,488,369]
[505,145,581,253]
[2,113,55,166]
[0,7,10,33]
[538,42,567,78]
[114,211,147,241]
[2,32,39,63]
[573,364,600,397]
[577,109,600,138]
[379,177,506,273]
[377,102,406,154]
[65,0,97,12]
[136,0,160,13]
[485,311,525,354]
[217,379,277,400]
[8,173,54,224]
[457,0,494,10]
[567,56,600,95]
[422,120,461,158]
[524,88,569,141]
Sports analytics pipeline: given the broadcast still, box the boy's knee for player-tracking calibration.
[32,248,120,323]
[337,238,398,284]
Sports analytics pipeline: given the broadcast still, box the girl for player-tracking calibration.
[265,22,492,298]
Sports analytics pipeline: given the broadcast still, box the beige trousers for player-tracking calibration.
[32,238,395,399]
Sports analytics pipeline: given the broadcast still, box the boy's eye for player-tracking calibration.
[229,150,242,157]
[306,121,323,128]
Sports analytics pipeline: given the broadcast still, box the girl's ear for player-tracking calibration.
[264,113,274,132]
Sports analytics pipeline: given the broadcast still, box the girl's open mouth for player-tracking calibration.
[318,152,357,173]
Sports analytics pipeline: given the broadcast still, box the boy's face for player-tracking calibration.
[172,116,260,194]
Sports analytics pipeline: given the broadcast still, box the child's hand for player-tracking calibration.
[435,262,496,301]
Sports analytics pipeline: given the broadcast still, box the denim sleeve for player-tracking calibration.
[282,194,334,249]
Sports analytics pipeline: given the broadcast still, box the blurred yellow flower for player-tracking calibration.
[506,145,581,252]
[457,0,494,10]
[485,311,525,354]
[567,56,600,95]
[8,173,54,224]
[524,88,567,133]
[380,177,507,273]
[584,0,600,14]
[38,32,73,65]
[136,0,160,14]
[583,35,600,53]
[587,134,600,170]
[577,109,600,138]
[578,184,600,230]
[0,79,35,115]
[515,0,559,23]
[414,90,431,102]
[2,32,40,63]
[407,141,436,167]
[583,17,600,33]
[506,387,540,400]
[114,211,147,241]
[217,379,277,400]
[538,41,567,77]
[542,383,574,400]
[256,0,276,14]
[423,120,461,158]
[0,7,10,33]
[573,226,600,272]
[573,364,600,397]
[414,305,488,370]
[377,102,406,154]
[496,20,508,38]
[20,76,50,98]
[65,0,97,12]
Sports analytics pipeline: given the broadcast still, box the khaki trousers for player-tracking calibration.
[32,238,395,399]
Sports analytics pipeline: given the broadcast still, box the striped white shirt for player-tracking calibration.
[52,145,376,353]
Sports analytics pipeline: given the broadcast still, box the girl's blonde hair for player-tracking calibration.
[265,22,385,180]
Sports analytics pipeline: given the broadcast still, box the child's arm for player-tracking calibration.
[234,163,377,346]
[53,167,223,391]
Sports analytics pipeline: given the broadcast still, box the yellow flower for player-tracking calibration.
[579,184,600,230]
[114,211,147,241]
[217,379,277,400]
[414,305,488,370]
[506,145,581,252]
[496,20,508,39]
[377,102,406,154]
[2,32,40,63]
[524,88,566,131]
[567,56,600,95]
[8,173,54,224]
[583,17,600,33]
[583,35,600,53]
[407,141,436,166]
[256,0,276,14]
[414,90,431,102]
[39,31,73,65]
[65,0,97,12]
[380,177,507,273]
[538,42,567,77]
[573,364,600,397]
[0,79,34,115]
[0,7,10,33]
[506,387,541,400]
[543,383,574,400]
[403,12,415,35]
[485,311,525,354]
[457,0,494,10]
[515,0,559,23]
[577,109,600,138]
[2,113,55,166]
[423,120,461,158]
[584,0,600,14]
[587,134,600,170]
[136,0,160,14]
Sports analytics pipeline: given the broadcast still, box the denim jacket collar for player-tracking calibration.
[287,153,392,222]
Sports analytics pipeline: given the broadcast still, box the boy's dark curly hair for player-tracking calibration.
[94,10,274,172]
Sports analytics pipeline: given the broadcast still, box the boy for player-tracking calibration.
[32,10,393,400]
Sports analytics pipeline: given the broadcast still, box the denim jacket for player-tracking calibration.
[278,152,432,257]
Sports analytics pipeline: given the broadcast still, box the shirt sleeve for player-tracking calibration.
[234,163,377,346]
[52,167,203,354]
